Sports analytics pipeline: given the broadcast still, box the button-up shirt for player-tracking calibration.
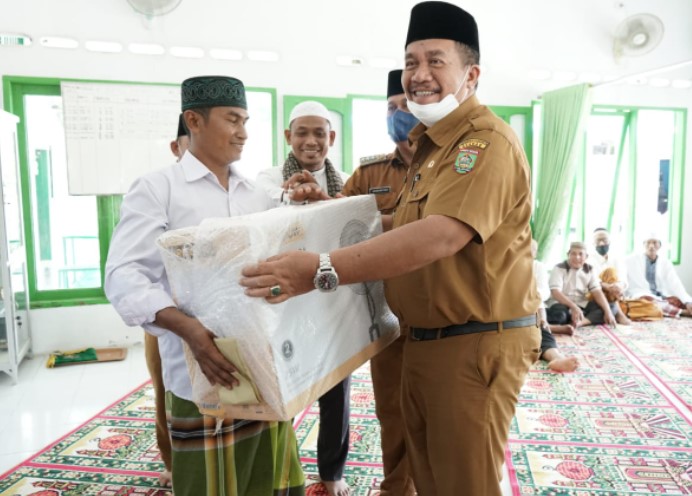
[105,151,273,400]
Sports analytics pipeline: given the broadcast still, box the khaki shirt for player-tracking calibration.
[342,150,409,214]
[385,95,540,327]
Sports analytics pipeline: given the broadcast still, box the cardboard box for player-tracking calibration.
[157,196,399,420]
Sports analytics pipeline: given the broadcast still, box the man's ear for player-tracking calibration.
[467,64,481,88]
[183,110,201,134]
[328,129,336,146]
[284,129,292,144]
[170,140,179,158]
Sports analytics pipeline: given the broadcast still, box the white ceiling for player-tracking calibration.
[2,0,692,100]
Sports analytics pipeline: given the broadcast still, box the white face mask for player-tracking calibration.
[407,67,470,127]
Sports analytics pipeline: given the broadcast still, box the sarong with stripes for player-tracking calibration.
[166,392,305,496]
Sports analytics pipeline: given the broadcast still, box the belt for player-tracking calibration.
[410,314,538,341]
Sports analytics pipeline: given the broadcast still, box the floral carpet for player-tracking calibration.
[507,321,692,495]
[1,320,690,495]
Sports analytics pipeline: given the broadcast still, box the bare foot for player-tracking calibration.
[550,324,575,336]
[158,470,172,487]
[548,356,579,372]
[323,479,350,496]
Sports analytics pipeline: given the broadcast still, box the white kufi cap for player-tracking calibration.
[289,100,331,126]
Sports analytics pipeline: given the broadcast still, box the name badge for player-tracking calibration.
[369,186,391,194]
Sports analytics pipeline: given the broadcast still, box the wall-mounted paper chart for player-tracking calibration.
[61,82,180,195]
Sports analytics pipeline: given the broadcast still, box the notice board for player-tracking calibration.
[61,82,180,195]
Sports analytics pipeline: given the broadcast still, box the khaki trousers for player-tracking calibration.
[401,324,540,496]
[370,331,415,496]
[144,332,172,471]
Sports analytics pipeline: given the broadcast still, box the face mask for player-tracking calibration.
[406,67,470,127]
[595,244,610,256]
[387,110,419,143]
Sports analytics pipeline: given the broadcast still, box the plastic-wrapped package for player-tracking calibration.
[157,195,399,420]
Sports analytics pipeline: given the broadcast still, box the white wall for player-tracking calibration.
[28,305,143,354]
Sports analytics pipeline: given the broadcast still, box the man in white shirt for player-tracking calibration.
[590,228,628,299]
[105,76,308,495]
[625,234,692,318]
[256,100,351,496]
[546,242,618,328]
[532,240,579,372]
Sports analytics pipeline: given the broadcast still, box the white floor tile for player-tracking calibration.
[0,345,149,476]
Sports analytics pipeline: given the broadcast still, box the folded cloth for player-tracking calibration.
[46,347,98,368]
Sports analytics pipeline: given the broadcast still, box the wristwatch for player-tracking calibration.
[313,253,339,292]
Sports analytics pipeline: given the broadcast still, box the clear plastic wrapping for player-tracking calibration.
[157,196,399,420]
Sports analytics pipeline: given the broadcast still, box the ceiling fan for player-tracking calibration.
[126,0,183,17]
[613,13,664,60]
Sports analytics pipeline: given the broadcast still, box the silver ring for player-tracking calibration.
[269,285,282,297]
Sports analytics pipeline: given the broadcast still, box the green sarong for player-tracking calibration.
[166,392,305,495]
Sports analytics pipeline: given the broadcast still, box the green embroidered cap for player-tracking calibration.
[181,76,247,111]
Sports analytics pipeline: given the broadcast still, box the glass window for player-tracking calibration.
[234,90,275,180]
[326,110,344,172]
[535,106,686,266]
[633,110,675,254]
[24,95,101,290]
[351,98,390,171]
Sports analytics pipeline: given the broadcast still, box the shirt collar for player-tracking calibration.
[179,151,255,190]
[409,95,482,148]
[391,148,406,167]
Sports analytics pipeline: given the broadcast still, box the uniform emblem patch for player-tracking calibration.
[458,138,489,149]
[455,149,478,174]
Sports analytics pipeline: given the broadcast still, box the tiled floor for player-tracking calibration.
[0,343,149,476]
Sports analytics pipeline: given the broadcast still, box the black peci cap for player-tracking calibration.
[405,1,479,55]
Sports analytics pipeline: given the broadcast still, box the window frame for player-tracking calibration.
[538,102,687,264]
[3,75,277,308]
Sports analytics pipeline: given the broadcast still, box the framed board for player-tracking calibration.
[61,82,180,195]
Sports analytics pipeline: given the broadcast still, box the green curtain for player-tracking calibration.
[533,83,591,259]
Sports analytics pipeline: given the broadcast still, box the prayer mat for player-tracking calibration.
[507,321,692,495]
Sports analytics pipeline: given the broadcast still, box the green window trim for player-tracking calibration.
[547,104,686,264]
[489,105,534,168]
[3,75,276,309]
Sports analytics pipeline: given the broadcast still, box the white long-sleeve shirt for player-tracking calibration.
[589,250,628,291]
[624,252,692,303]
[105,151,274,400]
[255,164,350,204]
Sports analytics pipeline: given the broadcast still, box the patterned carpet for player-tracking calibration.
[1,320,690,495]
[507,320,692,495]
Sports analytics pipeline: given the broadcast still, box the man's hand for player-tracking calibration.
[283,170,331,203]
[570,305,584,326]
[154,307,239,389]
[184,322,240,389]
[602,282,623,300]
[240,251,319,303]
[604,310,617,327]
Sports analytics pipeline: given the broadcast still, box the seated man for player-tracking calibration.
[532,240,579,372]
[590,227,631,325]
[590,228,627,301]
[546,241,618,328]
[625,234,692,318]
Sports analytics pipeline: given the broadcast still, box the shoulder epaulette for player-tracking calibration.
[359,154,389,167]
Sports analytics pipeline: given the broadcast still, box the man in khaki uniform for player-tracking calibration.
[343,70,414,214]
[341,69,417,496]
[241,2,541,494]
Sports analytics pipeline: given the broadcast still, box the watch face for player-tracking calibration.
[315,272,338,292]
